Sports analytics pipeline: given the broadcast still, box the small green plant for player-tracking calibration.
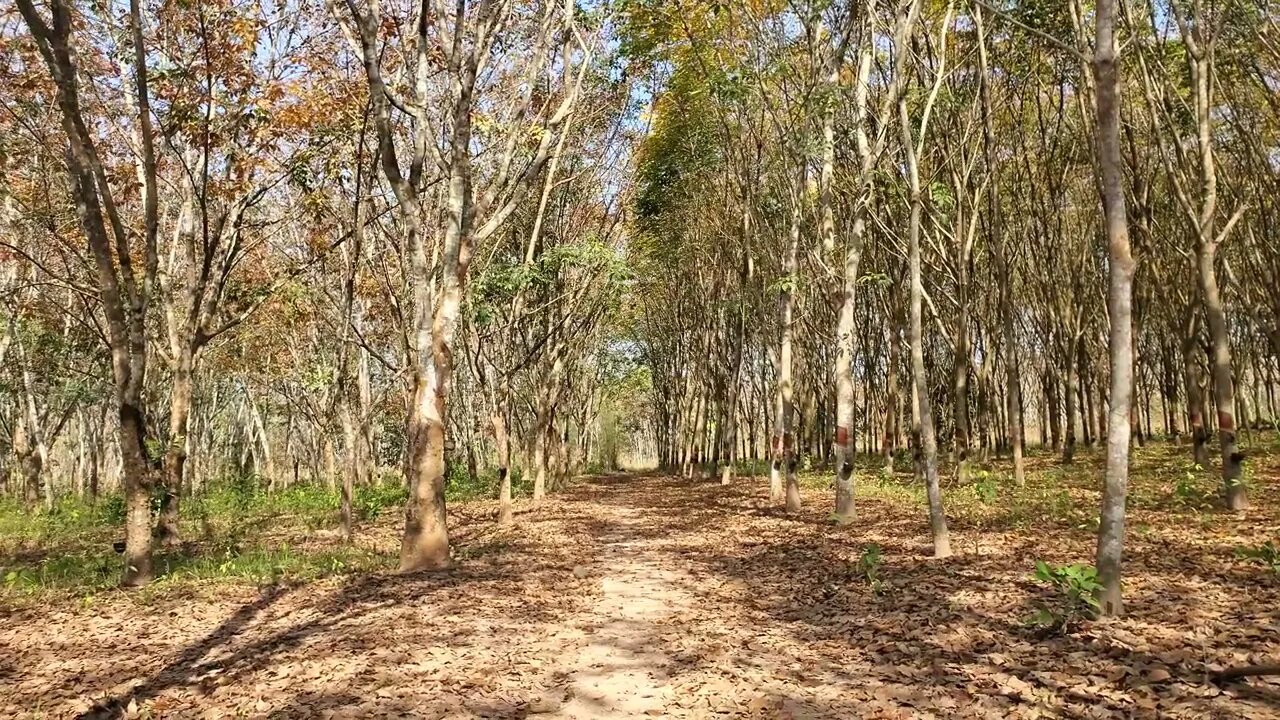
[1233,462,1256,492]
[5,569,31,590]
[1048,489,1074,518]
[972,470,999,504]
[443,464,492,502]
[1235,541,1280,574]
[99,494,128,526]
[855,543,884,593]
[799,453,814,472]
[1027,561,1101,635]
[1172,464,1215,510]
[355,479,408,520]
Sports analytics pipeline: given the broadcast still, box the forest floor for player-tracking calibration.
[3,440,1280,719]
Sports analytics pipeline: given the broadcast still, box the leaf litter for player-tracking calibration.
[1,455,1278,719]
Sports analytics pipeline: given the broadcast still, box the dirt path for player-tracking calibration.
[534,507,692,718]
[3,472,1279,719]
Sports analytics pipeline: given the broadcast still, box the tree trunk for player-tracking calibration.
[1177,2,1247,511]
[772,176,802,511]
[156,349,194,546]
[1092,0,1136,617]
[900,47,951,558]
[1182,309,1210,467]
[883,315,901,476]
[494,377,513,524]
[533,350,565,502]
[401,362,451,571]
[119,405,155,586]
[340,392,357,541]
[1063,338,1080,463]
[975,7,1023,485]
[833,225,863,521]
[1047,372,1062,451]
[399,112,474,572]
[1199,244,1245,509]
[720,284,747,485]
[15,0,160,586]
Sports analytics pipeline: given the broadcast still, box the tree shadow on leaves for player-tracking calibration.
[75,560,539,719]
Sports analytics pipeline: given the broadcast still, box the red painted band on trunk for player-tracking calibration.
[836,426,849,444]
[1218,412,1235,431]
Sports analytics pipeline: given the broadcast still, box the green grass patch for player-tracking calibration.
[445,465,534,502]
[0,474,411,601]
[2,543,392,599]
[0,464,541,600]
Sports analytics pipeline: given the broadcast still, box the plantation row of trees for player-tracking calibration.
[2,0,1279,619]
[1,0,649,583]
[625,0,1279,614]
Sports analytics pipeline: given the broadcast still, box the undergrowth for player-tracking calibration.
[4,439,1276,602]
[0,463,549,601]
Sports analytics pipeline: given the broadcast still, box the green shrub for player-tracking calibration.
[444,462,489,501]
[0,495,119,547]
[4,551,117,594]
[855,543,884,593]
[442,465,533,502]
[509,466,530,496]
[1027,561,1101,635]
[972,470,999,504]
[161,545,391,586]
[355,480,407,520]
[1171,464,1215,510]
[1236,540,1280,574]
[99,494,128,526]
[192,473,269,520]
[275,484,340,517]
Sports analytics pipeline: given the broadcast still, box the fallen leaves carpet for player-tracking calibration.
[3,472,1278,719]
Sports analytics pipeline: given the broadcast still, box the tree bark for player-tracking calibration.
[898,4,952,556]
[1182,307,1211,467]
[1063,334,1081,463]
[976,8,1026,486]
[16,0,159,586]
[1092,0,1137,617]
[156,348,193,546]
[771,171,803,511]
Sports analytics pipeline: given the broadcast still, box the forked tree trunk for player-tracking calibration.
[533,350,565,502]
[1172,2,1247,511]
[400,99,474,571]
[1046,372,1062,450]
[17,0,160,586]
[832,16,881,521]
[976,8,1025,486]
